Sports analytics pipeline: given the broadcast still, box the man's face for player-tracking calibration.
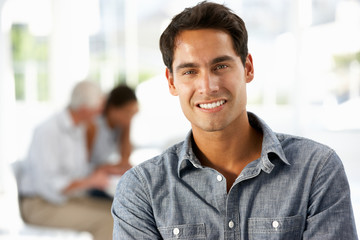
[80,103,103,123]
[166,29,254,133]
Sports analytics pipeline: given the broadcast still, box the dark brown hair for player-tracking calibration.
[103,85,137,115]
[159,1,248,73]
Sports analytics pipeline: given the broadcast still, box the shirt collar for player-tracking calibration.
[248,112,290,172]
[177,112,289,177]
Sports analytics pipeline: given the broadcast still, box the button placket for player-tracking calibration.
[225,186,240,234]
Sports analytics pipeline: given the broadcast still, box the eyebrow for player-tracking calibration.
[175,55,235,72]
[211,55,235,65]
[175,62,199,72]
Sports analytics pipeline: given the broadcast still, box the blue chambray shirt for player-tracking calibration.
[112,112,358,239]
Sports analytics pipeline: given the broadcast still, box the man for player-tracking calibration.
[112,2,358,239]
[19,80,113,240]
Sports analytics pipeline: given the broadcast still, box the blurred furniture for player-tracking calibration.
[0,160,93,240]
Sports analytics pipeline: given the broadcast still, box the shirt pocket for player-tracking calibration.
[248,215,303,240]
[158,223,206,240]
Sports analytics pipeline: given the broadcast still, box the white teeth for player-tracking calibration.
[199,100,225,109]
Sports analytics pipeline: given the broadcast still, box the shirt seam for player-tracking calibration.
[310,148,335,188]
[307,148,336,223]
[133,166,152,204]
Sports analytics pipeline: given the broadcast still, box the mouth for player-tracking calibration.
[197,100,226,110]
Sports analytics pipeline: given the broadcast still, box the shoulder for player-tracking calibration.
[276,133,332,151]
[276,133,334,154]
[118,141,183,189]
[32,112,62,137]
[275,133,342,169]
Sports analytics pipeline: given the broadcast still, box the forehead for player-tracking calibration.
[110,101,138,110]
[175,28,233,48]
[173,29,238,65]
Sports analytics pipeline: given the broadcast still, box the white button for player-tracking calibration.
[228,220,234,229]
[173,227,180,235]
[217,175,223,181]
[272,220,279,229]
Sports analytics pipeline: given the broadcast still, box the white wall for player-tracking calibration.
[0,0,16,191]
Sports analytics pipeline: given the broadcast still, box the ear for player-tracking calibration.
[166,68,178,96]
[244,54,254,83]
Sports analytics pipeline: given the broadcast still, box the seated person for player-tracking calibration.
[19,80,113,240]
[89,84,139,176]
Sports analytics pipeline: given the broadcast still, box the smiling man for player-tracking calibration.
[112,2,357,239]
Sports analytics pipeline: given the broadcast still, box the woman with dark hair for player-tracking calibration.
[88,84,139,176]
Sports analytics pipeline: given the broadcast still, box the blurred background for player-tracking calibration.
[0,0,359,238]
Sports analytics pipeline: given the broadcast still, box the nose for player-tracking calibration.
[197,71,219,94]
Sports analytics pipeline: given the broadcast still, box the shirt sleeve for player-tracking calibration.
[303,150,358,239]
[111,167,162,240]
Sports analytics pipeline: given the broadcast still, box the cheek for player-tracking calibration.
[178,95,196,120]
[110,113,123,125]
[177,87,194,108]
[176,81,194,97]
[118,114,135,126]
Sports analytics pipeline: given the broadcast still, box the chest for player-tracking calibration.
[152,167,309,240]
[56,129,88,171]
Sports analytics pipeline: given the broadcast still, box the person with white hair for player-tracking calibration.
[19,80,113,240]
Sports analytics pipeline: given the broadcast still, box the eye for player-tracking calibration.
[183,70,196,75]
[214,64,228,70]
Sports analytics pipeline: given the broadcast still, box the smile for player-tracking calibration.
[198,100,226,109]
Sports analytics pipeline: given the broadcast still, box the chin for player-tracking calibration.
[195,122,228,133]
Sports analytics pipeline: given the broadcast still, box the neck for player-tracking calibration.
[192,112,263,190]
